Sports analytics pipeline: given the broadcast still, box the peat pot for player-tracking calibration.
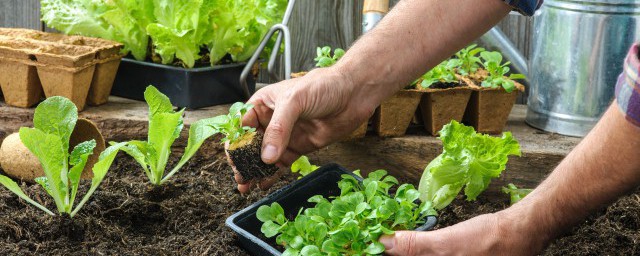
[373,89,422,137]
[226,163,437,256]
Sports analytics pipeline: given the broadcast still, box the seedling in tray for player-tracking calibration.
[314,46,346,68]
[413,59,463,89]
[454,44,485,76]
[257,170,436,256]
[0,97,124,217]
[214,102,279,181]
[479,51,526,92]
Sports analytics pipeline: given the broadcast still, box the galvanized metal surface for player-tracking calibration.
[526,0,640,137]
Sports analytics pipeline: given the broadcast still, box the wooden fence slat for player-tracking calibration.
[0,0,42,30]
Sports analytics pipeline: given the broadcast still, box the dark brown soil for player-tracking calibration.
[227,131,279,182]
[436,191,640,256]
[0,154,638,255]
[428,81,464,89]
[0,153,294,255]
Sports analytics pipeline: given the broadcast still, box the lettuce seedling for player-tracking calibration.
[454,44,485,76]
[502,183,532,205]
[418,121,521,210]
[314,46,346,68]
[290,155,319,179]
[258,170,436,256]
[118,86,220,185]
[480,51,526,93]
[413,59,462,89]
[0,97,125,217]
[209,102,279,181]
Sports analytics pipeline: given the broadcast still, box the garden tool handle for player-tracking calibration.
[363,0,389,33]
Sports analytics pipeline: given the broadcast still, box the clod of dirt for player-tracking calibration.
[226,131,279,182]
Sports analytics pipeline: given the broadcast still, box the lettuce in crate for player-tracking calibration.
[40,0,287,68]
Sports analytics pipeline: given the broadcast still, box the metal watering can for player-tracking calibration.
[481,0,640,137]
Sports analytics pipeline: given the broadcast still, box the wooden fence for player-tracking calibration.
[0,0,533,102]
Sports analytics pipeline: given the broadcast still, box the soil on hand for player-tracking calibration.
[0,153,294,255]
[437,191,640,256]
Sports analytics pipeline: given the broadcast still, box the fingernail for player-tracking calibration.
[379,235,394,250]
[262,144,277,162]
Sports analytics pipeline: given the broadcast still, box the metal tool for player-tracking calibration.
[363,0,390,33]
[239,0,296,99]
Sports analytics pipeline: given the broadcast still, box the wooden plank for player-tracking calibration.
[0,97,579,199]
[0,0,42,30]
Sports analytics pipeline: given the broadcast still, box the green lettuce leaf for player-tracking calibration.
[418,121,521,210]
[71,142,126,217]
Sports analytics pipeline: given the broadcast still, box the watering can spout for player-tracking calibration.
[479,27,529,81]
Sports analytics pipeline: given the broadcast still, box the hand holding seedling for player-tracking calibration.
[238,68,376,193]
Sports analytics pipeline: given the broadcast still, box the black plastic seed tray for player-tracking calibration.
[111,58,256,109]
[225,163,438,256]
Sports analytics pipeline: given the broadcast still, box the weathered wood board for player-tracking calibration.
[0,96,580,199]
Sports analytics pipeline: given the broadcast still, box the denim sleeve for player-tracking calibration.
[503,0,544,16]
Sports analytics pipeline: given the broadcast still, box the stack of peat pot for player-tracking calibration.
[0,28,123,110]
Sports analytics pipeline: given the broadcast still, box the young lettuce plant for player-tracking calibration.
[290,155,319,179]
[118,85,219,185]
[210,102,279,181]
[454,44,485,76]
[413,59,462,89]
[502,183,532,205]
[0,96,125,217]
[480,51,526,93]
[418,121,521,210]
[314,46,346,68]
[258,170,436,256]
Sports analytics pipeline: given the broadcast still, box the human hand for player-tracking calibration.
[379,210,549,256]
[233,67,377,193]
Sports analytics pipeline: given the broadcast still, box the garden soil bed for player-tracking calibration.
[0,154,638,255]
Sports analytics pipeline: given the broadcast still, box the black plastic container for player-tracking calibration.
[111,58,256,109]
[226,163,438,256]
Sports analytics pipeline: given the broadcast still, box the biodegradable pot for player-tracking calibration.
[0,118,106,181]
[418,81,473,135]
[225,131,279,182]
[0,55,43,108]
[0,28,124,106]
[226,163,438,256]
[111,58,256,109]
[34,44,97,111]
[463,80,525,134]
[373,89,423,137]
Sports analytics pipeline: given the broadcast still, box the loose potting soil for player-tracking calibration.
[0,155,638,255]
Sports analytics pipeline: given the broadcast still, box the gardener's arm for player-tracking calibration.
[381,44,640,255]
[238,0,512,192]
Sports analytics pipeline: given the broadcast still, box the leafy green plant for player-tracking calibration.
[454,44,485,76]
[40,0,287,67]
[418,121,521,210]
[314,46,346,68]
[412,59,462,89]
[502,183,532,205]
[258,170,436,256]
[290,156,319,179]
[204,102,256,145]
[480,51,526,93]
[0,97,125,217]
[118,85,221,185]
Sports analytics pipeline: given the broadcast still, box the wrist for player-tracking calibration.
[496,203,555,253]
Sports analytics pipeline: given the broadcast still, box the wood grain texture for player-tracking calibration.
[0,0,42,30]
[0,99,578,200]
